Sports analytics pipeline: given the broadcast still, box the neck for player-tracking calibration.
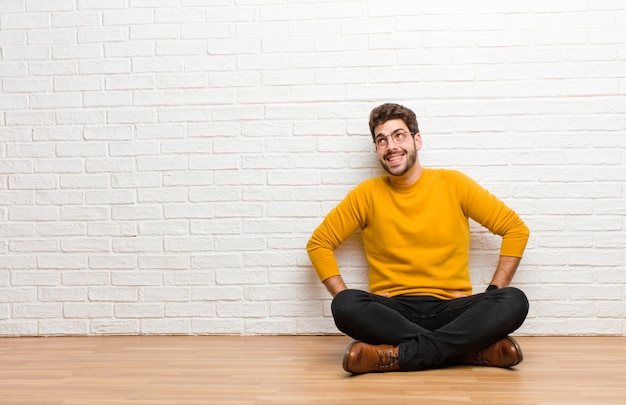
[388,163,423,187]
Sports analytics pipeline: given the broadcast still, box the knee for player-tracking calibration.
[499,287,529,320]
[331,289,368,321]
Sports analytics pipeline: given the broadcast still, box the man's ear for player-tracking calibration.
[414,132,422,150]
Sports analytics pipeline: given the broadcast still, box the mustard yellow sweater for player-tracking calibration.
[306,169,529,300]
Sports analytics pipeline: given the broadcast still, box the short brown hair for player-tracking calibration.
[369,103,419,140]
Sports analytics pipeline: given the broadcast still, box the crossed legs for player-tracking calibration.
[331,287,529,371]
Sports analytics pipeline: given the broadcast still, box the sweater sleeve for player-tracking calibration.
[452,171,529,257]
[306,184,368,282]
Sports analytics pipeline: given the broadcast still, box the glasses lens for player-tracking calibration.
[393,132,406,143]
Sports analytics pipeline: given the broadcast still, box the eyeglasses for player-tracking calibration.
[374,130,413,149]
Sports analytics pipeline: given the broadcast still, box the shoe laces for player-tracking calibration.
[375,349,399,369]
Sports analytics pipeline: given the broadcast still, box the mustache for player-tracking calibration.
[383,149,406,159]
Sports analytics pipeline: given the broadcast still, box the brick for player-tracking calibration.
[214,203,264,218]
[164,271,214,286]
[56,109,107,125]
[85,189,136,205]
[190,218,240,235]
[89,287,138,302]
[59,174,109,189]
[13,303,62,319]
[130,25,180,40]
[139,287,191,302]
[155,8,205,23]
[37,254,87,270]
[78,27,128,43]
[5,78,54,93]
[61,237,110,252]
[190,285,242,303]
[0,160,34,174]
[36,222,85,237]
[133,56,183,73]
[2,45,50,61]
[246,319,298,335]
[90,320,140,335]
[0,94,29,111]
[242,186,295,202]
[214,236,265,252]
[166,302,215,317]
[136,156,187,172]
[156,40,206,56]
[140,319,191,334]
[111,173,161,188]
[89,254,137,269]
[112,271,163,286]
[6,111,56,126]
[27,28,76,46]
[136,124,186,139]
[112,237,163,253]
[164,237,214,252]
[217,268,267,285]
[10,239,59,253]
[0,0,24,13]
[1,12,49,29]
[159,107,211,123]
[0,321,38,336]
[192,319,242,334]
[138,255,189,270]
[216,301,266,318]
[0,223,35,238]
[114,303,164,318]
[64,303,113,318]
[11,271,61,286]
[112,204,162,220]
[315,2,367,19]
[9,206,59,221]
[50,10,95,26]
[85,157,135,173]
[102,9,154,25]
[39,319,90,335]
[138,188,188,203]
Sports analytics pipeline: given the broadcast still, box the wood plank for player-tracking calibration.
[1,336,625,404]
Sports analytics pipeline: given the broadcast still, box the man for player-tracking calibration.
[306,103,530,374]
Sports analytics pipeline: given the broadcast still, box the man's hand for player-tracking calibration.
[323,275,348,297]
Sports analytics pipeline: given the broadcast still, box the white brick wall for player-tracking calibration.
[1,0,625,336]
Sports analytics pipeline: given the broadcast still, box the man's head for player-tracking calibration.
[369,103,419,141]
[369,103,423,184]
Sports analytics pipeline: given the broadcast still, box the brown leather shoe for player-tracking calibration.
[461,336,523,368]
[342,341,400,374]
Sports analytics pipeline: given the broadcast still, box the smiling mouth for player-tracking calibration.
[385,152,405,163]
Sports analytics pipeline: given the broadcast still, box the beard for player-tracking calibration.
[379,147,417,177]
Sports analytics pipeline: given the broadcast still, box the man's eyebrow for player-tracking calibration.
[375,128,408,137]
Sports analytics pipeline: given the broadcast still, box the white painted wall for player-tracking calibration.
[1,0,625,336]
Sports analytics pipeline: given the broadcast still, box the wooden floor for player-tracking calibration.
[1,336,625,404]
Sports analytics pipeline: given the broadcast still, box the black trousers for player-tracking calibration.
[331,287,529,371]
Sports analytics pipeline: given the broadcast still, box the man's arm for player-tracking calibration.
[453,172,528,291]
[488,255,521,289]
[323,275,348,297]
[308,187,367,296]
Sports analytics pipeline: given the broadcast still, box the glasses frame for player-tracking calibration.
[373,130,415,150]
